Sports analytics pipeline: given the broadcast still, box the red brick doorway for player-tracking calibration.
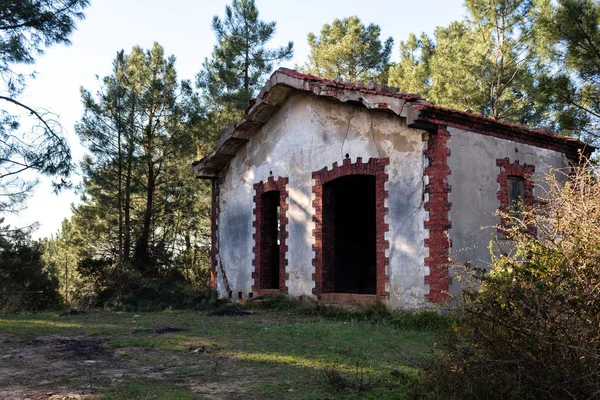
[323,175,377,294]
[312,158,389,299]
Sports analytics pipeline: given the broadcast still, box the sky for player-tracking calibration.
[4,0,465,239]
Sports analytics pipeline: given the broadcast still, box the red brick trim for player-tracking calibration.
[311,157,390,298]
[252,176,290,294]
[424,127,452,303]
[496,158,535,233]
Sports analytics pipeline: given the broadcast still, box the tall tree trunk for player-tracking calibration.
[116,51,124,298]
[123,96,136,262]
[64,257,69,305]
[137,158,155,273]
[135,114,156,274]
[123,143,133,262]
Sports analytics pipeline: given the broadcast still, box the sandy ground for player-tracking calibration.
[0,332,264,400]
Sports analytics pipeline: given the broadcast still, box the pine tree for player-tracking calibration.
[303,16,393,83]
[43,219,82,306]
[536,0,600,146]
[197,0,293,112]
[0,223,60,311]
[76,43,209,282]
[391,0,548,126]
[388,32,434,96]
[0,0,89,213]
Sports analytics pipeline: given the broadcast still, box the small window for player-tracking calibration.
[507,176,526,219]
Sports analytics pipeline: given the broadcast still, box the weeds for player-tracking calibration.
[248,294,450,331]
[321,346,376,394]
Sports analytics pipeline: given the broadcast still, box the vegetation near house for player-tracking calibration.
[428,162,600,399]
[74,42,207,300]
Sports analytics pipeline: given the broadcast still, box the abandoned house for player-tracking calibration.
[192,68,592,309]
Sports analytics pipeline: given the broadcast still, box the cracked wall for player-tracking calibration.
[446,127,571,298]
[215,92,429,309]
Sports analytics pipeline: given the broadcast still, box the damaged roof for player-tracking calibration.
[193,68,593,178]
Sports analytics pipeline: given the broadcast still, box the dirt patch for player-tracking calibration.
[0,332,249,399]
[0,334,114,399]
[59,310,88,317]
[132,327,187,335]
[55,338,108,359]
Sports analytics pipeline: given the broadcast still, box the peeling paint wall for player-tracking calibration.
[215,92,429,309]
[446,127,570,297]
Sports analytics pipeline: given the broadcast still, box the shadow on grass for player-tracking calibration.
[0,306,440,399]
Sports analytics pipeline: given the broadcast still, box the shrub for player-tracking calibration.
[120,280,221,311]
[0,229,61,312]
[428,162,600,399]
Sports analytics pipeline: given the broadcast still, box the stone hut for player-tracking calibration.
[193,68,591,309]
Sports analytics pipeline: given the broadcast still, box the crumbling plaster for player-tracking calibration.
[215,92,430,309]
[446,126,571,297]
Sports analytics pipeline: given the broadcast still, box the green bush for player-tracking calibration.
[427,162,600,399]
[120,280,221,311]
[0,228,61,312]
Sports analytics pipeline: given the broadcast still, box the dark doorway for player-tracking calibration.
[260,191,281,289]
[323,175,376,294]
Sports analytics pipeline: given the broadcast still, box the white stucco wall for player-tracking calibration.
[446,127,570,297]
[215,92,429,309]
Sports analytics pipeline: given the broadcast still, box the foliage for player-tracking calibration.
[197,0,293,112]
[42,219,82,307]
[120,282,220,312]
[387,0,600,145]
[389,0,552,127]
[74,43,210,290]
[388,32,434,96]
[0,0,89,213]
[0,222,60,312]
[303,16,393,83]
[30,43,214,309]
[428,162,600,399]
[536,0,600,146]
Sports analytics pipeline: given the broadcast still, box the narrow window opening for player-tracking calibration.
[260,191,281,289]
[322,175,376,294]
[508,176,526,219]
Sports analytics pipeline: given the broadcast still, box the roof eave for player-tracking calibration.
[192,68,416,179]
[192,68,594,179]
[409,104,595,161]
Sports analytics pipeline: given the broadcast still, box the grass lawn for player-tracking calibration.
[0,306,438,399]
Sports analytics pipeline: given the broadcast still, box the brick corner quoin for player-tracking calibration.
[424,126,452,303]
